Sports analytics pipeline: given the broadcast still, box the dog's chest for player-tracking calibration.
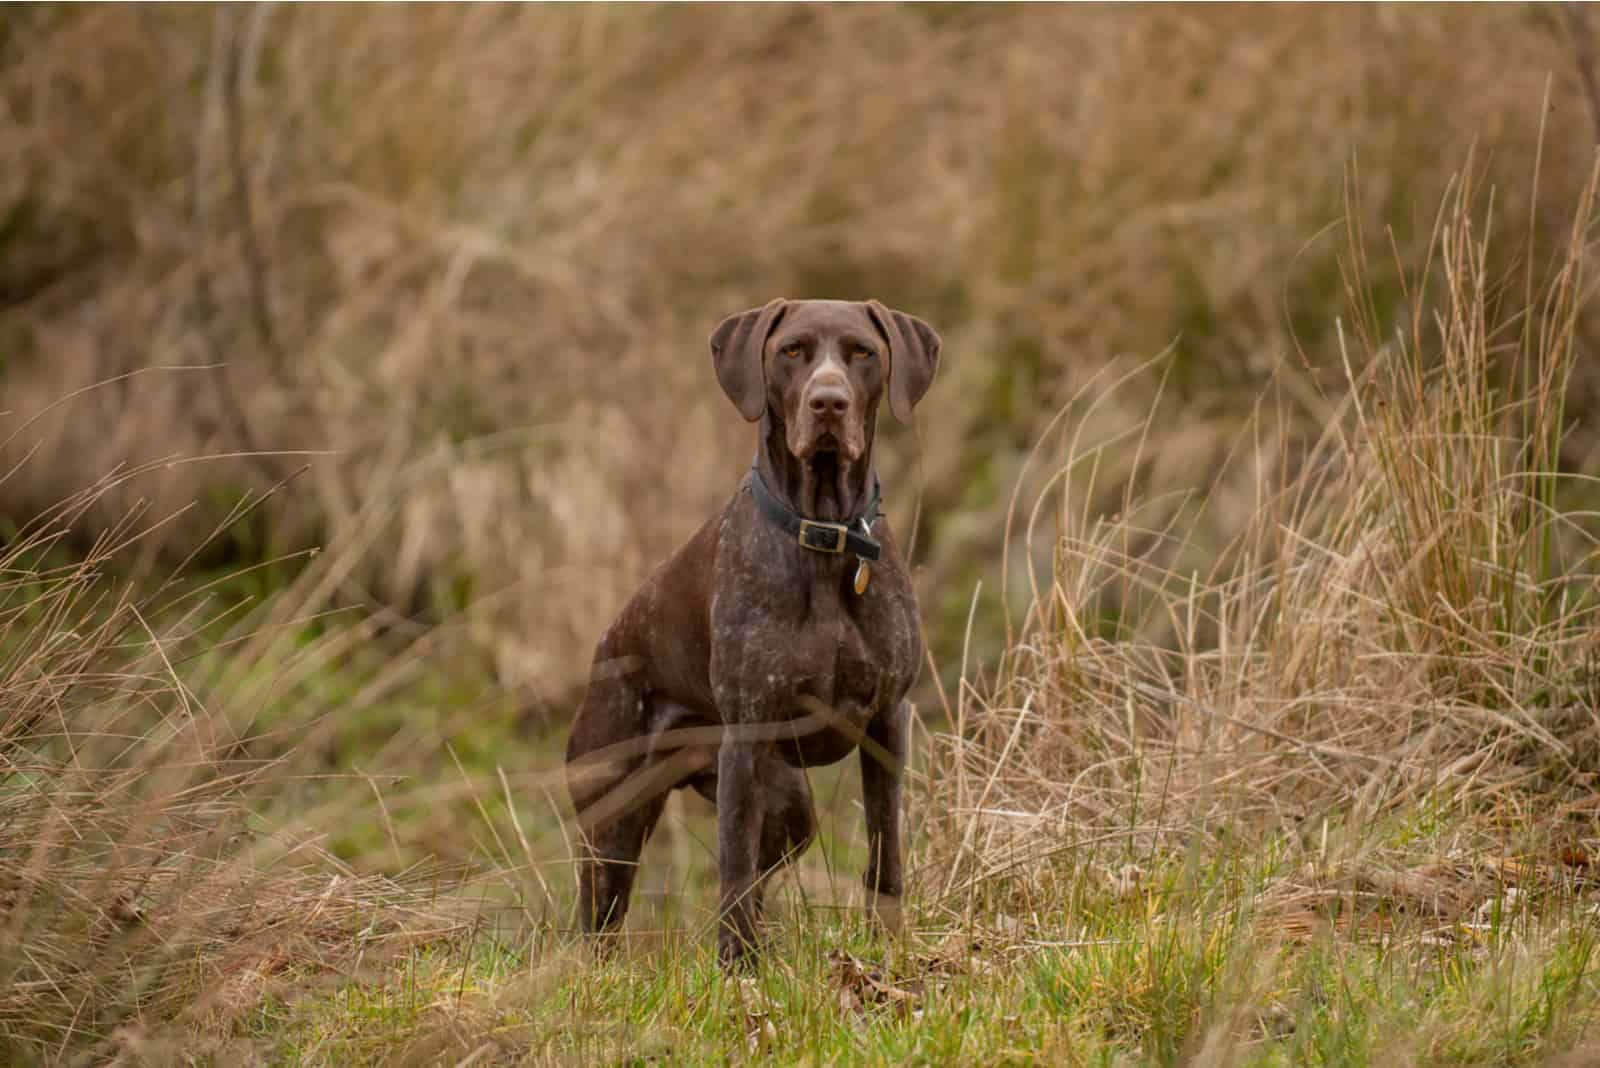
[711,573,914,709]
[805,610,883,707]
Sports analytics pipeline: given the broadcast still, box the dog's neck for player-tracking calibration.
[756,409,877,524]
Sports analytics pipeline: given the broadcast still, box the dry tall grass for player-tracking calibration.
[0,472,475,1063]
[921,159,1600,920]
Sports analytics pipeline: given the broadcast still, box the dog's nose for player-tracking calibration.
[808,383,850,419]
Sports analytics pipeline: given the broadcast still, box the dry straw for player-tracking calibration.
[919,156,1600,921]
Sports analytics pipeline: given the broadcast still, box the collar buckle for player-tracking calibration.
[797,519,849,553]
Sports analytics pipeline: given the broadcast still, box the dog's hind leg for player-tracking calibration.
[573,746,714,936]
[759,758,816,874]
[575,790,666,935]
[566,636,660,936]
[568,673,716,937]
[747,757,815,927]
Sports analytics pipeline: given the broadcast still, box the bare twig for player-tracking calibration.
[219,4,289,382]
[193,7,264,460]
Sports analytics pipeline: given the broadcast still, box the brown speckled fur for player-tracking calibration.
[565,299,940,967]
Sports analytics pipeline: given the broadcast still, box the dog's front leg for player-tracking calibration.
[716,733,766,967]
[860,699,907,934]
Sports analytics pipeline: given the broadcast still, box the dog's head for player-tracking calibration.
[710,298,940,485]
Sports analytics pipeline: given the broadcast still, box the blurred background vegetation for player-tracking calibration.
[5,4,1597,711]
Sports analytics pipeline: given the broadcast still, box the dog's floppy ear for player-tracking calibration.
[710,298,788,422]
[866,300,941,423]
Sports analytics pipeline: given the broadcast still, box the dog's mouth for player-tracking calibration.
[808,443,840,481]
[802,428,859,462]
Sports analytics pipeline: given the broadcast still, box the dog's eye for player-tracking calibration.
[780,345,804,360]
[853,347,877,361]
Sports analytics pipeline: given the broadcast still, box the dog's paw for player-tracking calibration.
[717,931,762,972]
[867,890,904,936]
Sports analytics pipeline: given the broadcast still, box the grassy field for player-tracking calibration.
[6,5,1600,1065]
[8,168,1600,1064]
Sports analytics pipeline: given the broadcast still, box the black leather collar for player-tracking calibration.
[749,464,882,561]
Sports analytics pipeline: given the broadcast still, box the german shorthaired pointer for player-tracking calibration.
[565,299,940,966]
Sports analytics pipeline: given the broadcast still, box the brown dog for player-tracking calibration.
[564,299,939,966]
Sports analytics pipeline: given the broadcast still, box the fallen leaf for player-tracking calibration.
[738,976,778,1054]
[828,949,921,1018]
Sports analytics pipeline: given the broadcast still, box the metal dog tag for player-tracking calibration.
[853,558,870,595]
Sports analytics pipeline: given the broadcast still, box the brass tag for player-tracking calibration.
[853,559,870,595]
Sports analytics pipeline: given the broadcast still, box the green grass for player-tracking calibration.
[226,804,1600,1066]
